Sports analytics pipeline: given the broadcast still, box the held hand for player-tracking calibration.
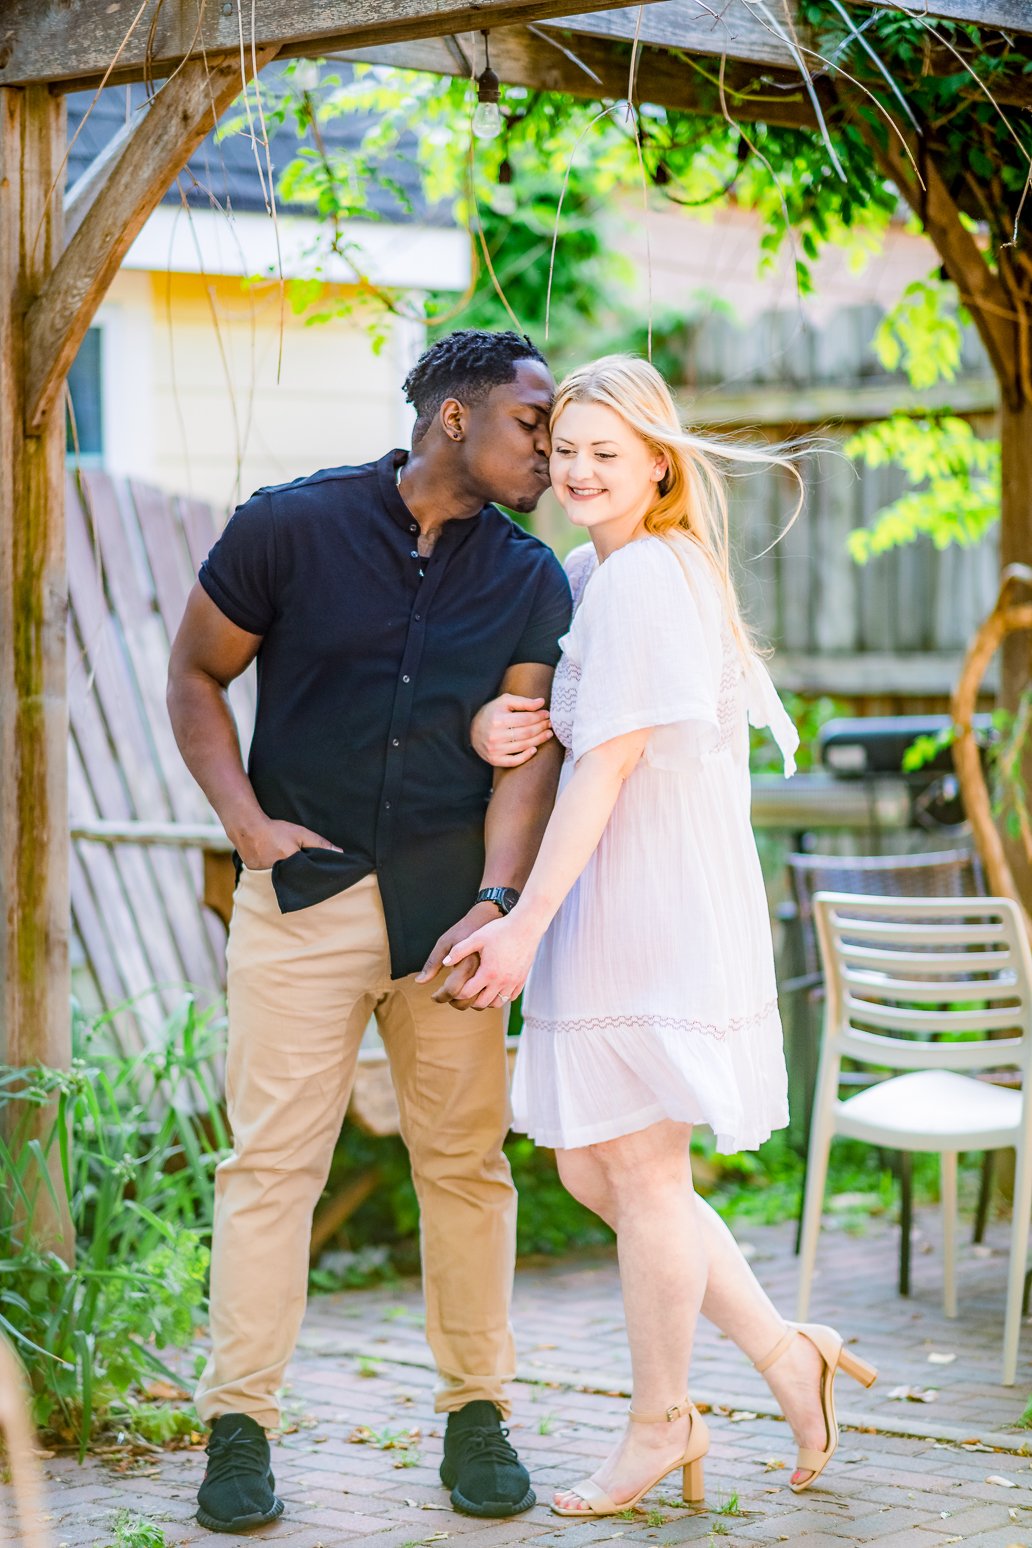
[235,818,343,872]
[415,902,502,1010]
[443,912,540,1011]
[471,693,553,768]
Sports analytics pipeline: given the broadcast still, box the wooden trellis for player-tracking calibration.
[0,0,1028,1253]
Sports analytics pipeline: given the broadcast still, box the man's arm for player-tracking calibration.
[167,584,339,869]
[416,661,564,1004]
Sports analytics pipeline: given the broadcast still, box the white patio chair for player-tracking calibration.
[795,892,1032,1386]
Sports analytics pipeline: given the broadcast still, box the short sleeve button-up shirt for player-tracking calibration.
[198,449,572,977]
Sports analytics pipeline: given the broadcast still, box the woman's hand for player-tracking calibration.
[443,911,542,1009]
[471,693,553,767]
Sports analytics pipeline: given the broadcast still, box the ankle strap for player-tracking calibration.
[629,1396,692,1424]
[753,1324,796,1375]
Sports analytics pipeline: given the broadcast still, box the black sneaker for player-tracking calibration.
[196,1413,285,1533]
[440,1400,535,1518]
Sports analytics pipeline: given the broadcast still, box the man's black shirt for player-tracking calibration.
[199,449,572,977]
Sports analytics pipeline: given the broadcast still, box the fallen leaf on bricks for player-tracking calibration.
[763,1458,786,1471]
[888,1385,938,1402]
[986,1475,1017,1487]
[728,1410,759,1423]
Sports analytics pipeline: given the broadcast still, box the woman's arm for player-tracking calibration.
[443,724,649,1007]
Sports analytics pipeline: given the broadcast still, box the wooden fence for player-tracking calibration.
[67,469,252,1032]
[680,302,1000,707]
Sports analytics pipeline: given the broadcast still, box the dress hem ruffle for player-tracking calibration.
[511,1002,790,1156]
[510,1102,790,1155]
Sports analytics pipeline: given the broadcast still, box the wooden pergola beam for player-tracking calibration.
[545,0,1032,63]
[24,49,276,436]
[4,0,1030,93]
[342,28,817,128]
[546,3,804,69]
[349,4,1032,113]
[852,0,1032,28]
[0,0,632,92]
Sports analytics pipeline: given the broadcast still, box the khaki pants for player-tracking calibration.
[195,870,516,1429]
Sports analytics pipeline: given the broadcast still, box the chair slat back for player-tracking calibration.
[813,893,1032,1080]
[789,849,985,980]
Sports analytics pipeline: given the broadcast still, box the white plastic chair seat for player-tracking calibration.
[836,1069,1023,1152]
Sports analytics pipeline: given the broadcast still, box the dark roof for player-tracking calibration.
[65,65,444,223]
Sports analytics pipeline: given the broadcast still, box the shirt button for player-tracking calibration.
[402,674,411,683]
[409,523,418,533]
[392,738,400,747]
[414,613,421,621]
[385,801,391,810]
[410,550,418,558]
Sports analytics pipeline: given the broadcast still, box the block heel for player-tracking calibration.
[838,1344,878,1388]
[682,1454,705,1505]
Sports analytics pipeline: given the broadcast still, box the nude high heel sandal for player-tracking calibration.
[754,1322,877,1493]
[551,1396,709,1517]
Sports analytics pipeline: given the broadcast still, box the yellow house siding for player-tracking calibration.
[143,271,420,514]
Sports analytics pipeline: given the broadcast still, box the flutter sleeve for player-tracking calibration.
[563,536,722,767]
[744,654,800,777]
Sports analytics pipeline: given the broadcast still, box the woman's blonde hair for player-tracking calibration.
[551,354,805,656]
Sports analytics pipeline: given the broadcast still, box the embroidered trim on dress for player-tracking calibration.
[715,628,745,756]
[523,998,779,1044]
[549,657,581,748]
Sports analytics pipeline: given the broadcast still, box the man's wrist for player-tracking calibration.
[475,885,521,916]
[221,797,270,854]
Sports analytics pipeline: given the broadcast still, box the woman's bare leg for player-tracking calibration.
[560,1142,827,1487]
[552,1120,707,1512]
[694,1195,826,1484]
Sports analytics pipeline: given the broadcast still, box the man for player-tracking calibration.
[167,329,570,1533]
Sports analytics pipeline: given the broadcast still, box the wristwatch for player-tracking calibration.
[475,886,521,916]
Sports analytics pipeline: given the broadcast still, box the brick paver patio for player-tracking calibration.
[9,1203,1032,1547]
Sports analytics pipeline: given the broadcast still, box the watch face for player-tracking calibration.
[499,887,520,914]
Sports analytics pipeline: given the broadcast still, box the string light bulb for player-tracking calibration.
[473,32,502,141]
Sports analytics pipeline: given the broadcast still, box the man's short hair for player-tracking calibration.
[402,329,548,440]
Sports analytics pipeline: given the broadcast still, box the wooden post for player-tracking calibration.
[0,84,73,1258]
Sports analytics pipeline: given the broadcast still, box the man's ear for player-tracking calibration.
[440,397,466,442]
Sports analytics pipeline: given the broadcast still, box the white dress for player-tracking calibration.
[511,533,798,1154]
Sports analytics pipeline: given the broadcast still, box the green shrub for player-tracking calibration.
[0,996,225,1452]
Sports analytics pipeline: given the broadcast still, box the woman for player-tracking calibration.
[448,356,876,1518]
